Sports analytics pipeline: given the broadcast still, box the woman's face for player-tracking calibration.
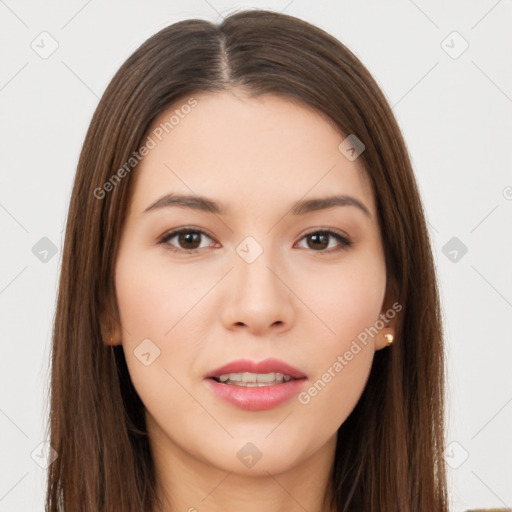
[113,90,395,476]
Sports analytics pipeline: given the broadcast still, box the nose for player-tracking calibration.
[220,250,295,336]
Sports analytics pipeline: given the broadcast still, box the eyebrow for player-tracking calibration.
[143,193,371,218]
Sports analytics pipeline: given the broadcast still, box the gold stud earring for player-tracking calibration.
[384,333,394,346]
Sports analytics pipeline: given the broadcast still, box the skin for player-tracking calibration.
[108,89,397,512]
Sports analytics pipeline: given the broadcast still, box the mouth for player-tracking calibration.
[204,358,307,410]
[205,357,307,382]
[210,371,299,387]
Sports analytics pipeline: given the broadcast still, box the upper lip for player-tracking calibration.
[205,358,307,380]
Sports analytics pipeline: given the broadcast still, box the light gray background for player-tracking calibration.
[1,1,511,511]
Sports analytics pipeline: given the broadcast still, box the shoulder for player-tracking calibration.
[463,509,512,512]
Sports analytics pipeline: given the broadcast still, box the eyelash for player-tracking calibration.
[158,227,353,255]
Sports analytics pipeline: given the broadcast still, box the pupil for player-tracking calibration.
[179,232,200,249]
[309,233,328,250]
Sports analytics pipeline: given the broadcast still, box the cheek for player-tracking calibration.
[292,251,385,420]
[114,248,218,399]
[292,343,374,463]
[115,248,213,339]
[299,251,386,346]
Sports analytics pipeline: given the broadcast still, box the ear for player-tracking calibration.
[374,278,400,351]
[101,321,123,346]
[99,296,123,346]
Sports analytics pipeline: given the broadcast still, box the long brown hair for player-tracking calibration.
[45,9,448,512]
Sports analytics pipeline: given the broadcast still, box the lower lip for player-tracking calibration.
[204,378,307,411]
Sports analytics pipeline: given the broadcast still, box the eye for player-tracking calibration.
[295,229,352,253]
[159,227,217,253]
[158,227,352,254]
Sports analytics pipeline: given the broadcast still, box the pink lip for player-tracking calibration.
[204,358,307,411]
[204,378,307,411]
[205,358,307,380]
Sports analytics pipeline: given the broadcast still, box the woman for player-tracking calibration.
[46,9,448,512]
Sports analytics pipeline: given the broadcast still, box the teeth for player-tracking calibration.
[216,372,295,386]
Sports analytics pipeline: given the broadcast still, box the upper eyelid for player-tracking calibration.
[159,227,214,244]
[160,226,349,239]
[159,228,219,254]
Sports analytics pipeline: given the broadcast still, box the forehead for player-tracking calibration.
[130,90,375,216]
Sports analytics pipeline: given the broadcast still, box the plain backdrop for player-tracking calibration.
[1,1,511,511]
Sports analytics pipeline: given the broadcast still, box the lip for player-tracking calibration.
[204,377,307,411]
[204,358,307,380]
[204,358,307,411]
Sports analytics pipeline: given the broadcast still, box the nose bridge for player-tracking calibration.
[238,247,281,298]
[237,237,285,300]
[222,237,293,332]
